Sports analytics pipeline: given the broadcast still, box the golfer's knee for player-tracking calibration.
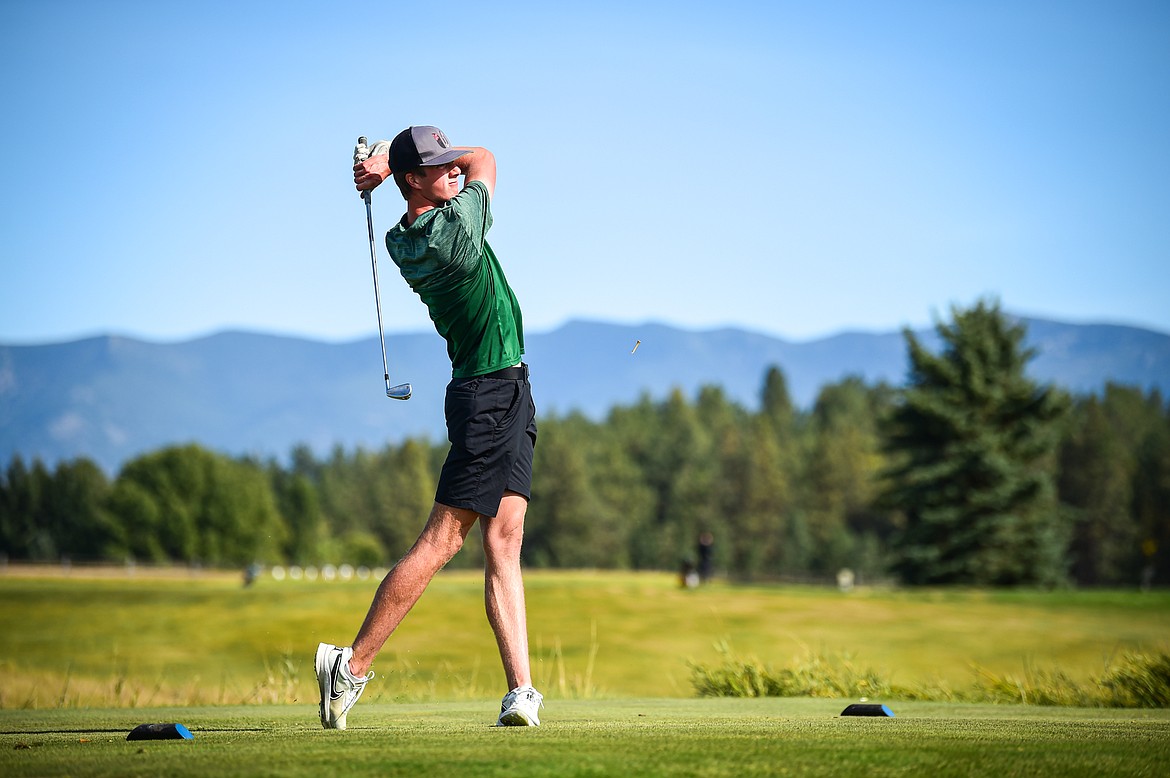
[421,528,465,563]
[483,521,523,561]
[419,505,476,561]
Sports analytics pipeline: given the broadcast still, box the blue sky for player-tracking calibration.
[2,0,1167,345]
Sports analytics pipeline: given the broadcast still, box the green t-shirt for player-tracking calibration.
[385,180,524,378]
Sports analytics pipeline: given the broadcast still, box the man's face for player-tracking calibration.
[411,163,461,203]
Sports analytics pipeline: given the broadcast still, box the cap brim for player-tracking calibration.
[422,149,471,166]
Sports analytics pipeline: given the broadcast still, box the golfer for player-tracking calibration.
[316,126,541,728]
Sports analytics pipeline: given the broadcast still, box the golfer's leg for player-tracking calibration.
[349,502,478,676]
[482,491,532,690]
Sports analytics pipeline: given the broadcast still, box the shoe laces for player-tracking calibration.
[348,668,374,688]
[335,656,373,690]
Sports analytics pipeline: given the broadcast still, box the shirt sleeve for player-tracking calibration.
[449,179,493,253]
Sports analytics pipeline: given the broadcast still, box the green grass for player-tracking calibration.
[1,568,1168,707]
[2,699,1169,777]
[2,569,1169,775]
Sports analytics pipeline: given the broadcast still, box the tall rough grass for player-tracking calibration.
[1098,651,1170,707]
[689,642,896,699]
[690,645,1170,708]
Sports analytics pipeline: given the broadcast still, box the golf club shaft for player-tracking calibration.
[364,192,392,388]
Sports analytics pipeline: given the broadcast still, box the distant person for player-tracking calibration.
[1141,538,1157,592]
[697,531,714,583]
[315,126,541,729]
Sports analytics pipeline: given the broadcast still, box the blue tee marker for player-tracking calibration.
[840,703,896,717]
[126,723,194,740]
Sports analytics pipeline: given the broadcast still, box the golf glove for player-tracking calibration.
[354,138,391,164]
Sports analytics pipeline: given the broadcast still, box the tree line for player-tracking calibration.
[2,301,1167,587]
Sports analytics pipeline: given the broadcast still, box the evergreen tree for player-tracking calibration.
[692,386,750,578]
[1133,399,1170,587]
[881,300,1070,585]
[587,411,655,570]
[724,367,800,580]
[46,458,113,561]
[728,415,792,578]
[803,378,892,577]
[272,469,326,564]
[616,390,709,568]
[0,456,51,559]
[379,439,442,564]
[1057,391,1139,585]
[527,415,607,567]
[760,366,796,436]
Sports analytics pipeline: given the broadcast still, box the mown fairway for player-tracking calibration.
[1,568,1167,707]
[2,569,1168,776]
[2,699,1169,777]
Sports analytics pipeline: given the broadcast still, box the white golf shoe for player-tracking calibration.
[315,643,372,730]
[496,685,543,726]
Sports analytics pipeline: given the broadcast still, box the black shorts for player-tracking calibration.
[435,365,537,518]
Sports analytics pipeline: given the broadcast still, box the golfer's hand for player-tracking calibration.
[354,154,390,195]
[354,139,392,196]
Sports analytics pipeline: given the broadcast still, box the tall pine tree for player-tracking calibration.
[882,300,1069,585]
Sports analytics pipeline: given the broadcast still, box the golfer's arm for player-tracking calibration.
[456,147,496,198]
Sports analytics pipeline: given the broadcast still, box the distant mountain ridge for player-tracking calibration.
[2,317,1168,473]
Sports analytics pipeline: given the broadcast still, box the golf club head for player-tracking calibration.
[386,383,412,401]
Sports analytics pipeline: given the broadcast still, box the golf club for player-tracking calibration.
[356,136,412,401]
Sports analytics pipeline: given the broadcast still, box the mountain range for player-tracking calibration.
[2,317,1168,473]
